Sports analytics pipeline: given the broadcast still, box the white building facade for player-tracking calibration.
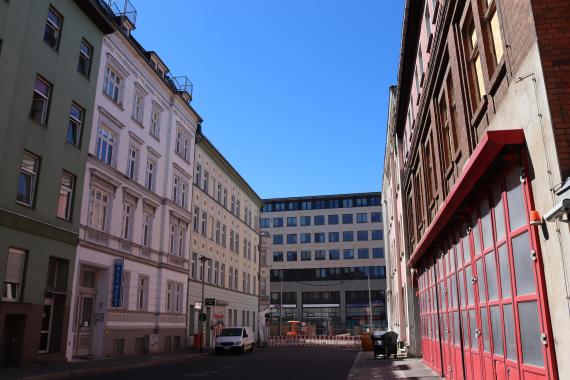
[188,133,262,348]
[66,20,200,358]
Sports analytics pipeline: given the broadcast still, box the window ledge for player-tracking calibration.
[102,92,124,111]
[470,95,489,128]
[131,116,145,129]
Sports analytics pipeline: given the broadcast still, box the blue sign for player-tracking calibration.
[112,259,124,307]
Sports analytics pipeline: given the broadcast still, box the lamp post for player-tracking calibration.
[199,255,212,353]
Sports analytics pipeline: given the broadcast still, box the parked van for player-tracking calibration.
[214,327,255,354]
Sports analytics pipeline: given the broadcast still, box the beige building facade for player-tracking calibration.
[188,132,262,347]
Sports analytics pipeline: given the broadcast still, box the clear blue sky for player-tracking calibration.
[132,0,404,199]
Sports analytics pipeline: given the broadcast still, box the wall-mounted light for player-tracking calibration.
[529,210,543,226]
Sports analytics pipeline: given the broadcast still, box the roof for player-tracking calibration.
[196,131,263,206]
[263,192,382,203]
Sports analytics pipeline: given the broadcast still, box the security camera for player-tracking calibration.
[544,199,570,222]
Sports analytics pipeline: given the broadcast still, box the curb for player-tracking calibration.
[15,352,209,380]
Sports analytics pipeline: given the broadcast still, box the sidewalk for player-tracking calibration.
[347,352,442,380]
[0,350,208,380]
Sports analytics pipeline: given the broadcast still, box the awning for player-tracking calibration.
[408,129,526,267]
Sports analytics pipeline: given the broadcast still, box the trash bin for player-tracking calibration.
[372,331,399,359]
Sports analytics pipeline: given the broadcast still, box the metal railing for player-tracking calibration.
[104,0,137,25]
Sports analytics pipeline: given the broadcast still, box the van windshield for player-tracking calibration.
[220,328,242,337]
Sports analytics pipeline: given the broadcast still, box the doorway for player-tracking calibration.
[2,314,26,367]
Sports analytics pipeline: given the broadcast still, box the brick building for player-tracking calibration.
[384,0,570,379]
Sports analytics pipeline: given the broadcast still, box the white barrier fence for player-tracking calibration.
[267,335,361,349]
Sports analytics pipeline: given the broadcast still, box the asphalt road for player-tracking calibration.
[71,347,359,380]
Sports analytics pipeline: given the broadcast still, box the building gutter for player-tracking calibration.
[408,129,526,267]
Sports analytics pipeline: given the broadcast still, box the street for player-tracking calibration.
[71,347,359,380]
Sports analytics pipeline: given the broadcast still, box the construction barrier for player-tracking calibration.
[267,335,361,349]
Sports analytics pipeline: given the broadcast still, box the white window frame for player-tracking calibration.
[2,248,26,302]
[16,151,40,207]
[56,171,74,220]
[95,126,115,165]
[88,187,110,231]
[67,103,84,146]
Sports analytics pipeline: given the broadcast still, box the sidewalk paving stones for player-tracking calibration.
[348,352,443,380]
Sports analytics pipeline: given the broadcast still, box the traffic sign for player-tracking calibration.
[199,313,208,322]
[205,298,216,306]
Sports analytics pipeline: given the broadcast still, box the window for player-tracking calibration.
[88,187,109,231]
[221,264,226,287]
[17,152,39,207]
[287,251,298,261]
[44,7,62,50]
[231,195,236,213]
[223,189,227,207]
[260,218,270,228]
[207,261,212,283]
[169,219,187,257]
[358,248,369,259]
[328,214,339,225]
[314,215,325,225]
[191,252,198,279]
[343,249,354,260]
[230,230,235,251]
[195,164,201,186]
[215,221,221,244]
[300,233,311,243]
[356,231,368,241]
[56,172,74,220]
[329,250,340,260]
[371,230,383,240]
[234,269,238,290]
[234,233,240,254]
[103,66,121,103]
[372,248,384,258]
[343,231,354,242]
[203,171,209,193]
[214,261,219,285]
[145,158,156,191]
[342,214,353,224]
[273,251,283,262]
[221,225,227,247]
[3,248,26,301]
[77,39,92,77]
[229,267,234,289]
[489,4,504,64]
[192,207,199,232]
[315,250,326,260]
[356,213,368,223]
[424,3,432,37]
[30,76,51,125]
[439,73,458,167]
[328,232,339,242]
[301,250,311,261]
[95,127,114,165]
[175,129,191,161]
[126,145,138,180]
[273,217,283,227]
[137,275,148,310]
[300,216,311,226]
[67,103,84,146]
[216,183,222,203]
[122,203,133,240]
[287,217,297,227]
[201,211,207,236]
[142,211,153,247]
[236,199,240,218]
[132,88,145,123]
[465,18,485,102]
[273,234,283,245]
[150,107,161,139]
[287,234,297,244]
[371,212,382,223]
[314,233,325,243]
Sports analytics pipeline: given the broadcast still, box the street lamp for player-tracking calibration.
[199,255,212,353]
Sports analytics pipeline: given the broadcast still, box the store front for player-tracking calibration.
[412,130,558,380]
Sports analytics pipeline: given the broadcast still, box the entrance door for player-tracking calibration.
[75,294,94,357]
[2,315,26,367]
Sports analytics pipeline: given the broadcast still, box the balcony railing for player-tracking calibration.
[171,75,194,99]
[103,0,137,26]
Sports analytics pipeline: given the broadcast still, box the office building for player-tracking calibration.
[261,193,386,335]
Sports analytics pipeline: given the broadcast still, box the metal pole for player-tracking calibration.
[367,271,373,331]
[199,256,210,353]
[279,272,283,336]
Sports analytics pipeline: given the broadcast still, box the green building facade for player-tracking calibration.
[0,0,114,366]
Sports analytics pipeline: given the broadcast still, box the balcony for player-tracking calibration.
[171,75,194,104]
[103,0,137,26]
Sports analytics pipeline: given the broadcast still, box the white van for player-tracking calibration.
[214,327,255,354]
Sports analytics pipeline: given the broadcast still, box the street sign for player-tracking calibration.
[111,259,124,307]
[205,298,216,306]
[199,313,208,322]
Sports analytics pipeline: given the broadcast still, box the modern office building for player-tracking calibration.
[0,0,115,367]
[384,0,570,378]
[261,193,386,335]
[188,131,262,349]
[66,3,201,359]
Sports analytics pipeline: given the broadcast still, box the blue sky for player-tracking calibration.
[132,0,404,199]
